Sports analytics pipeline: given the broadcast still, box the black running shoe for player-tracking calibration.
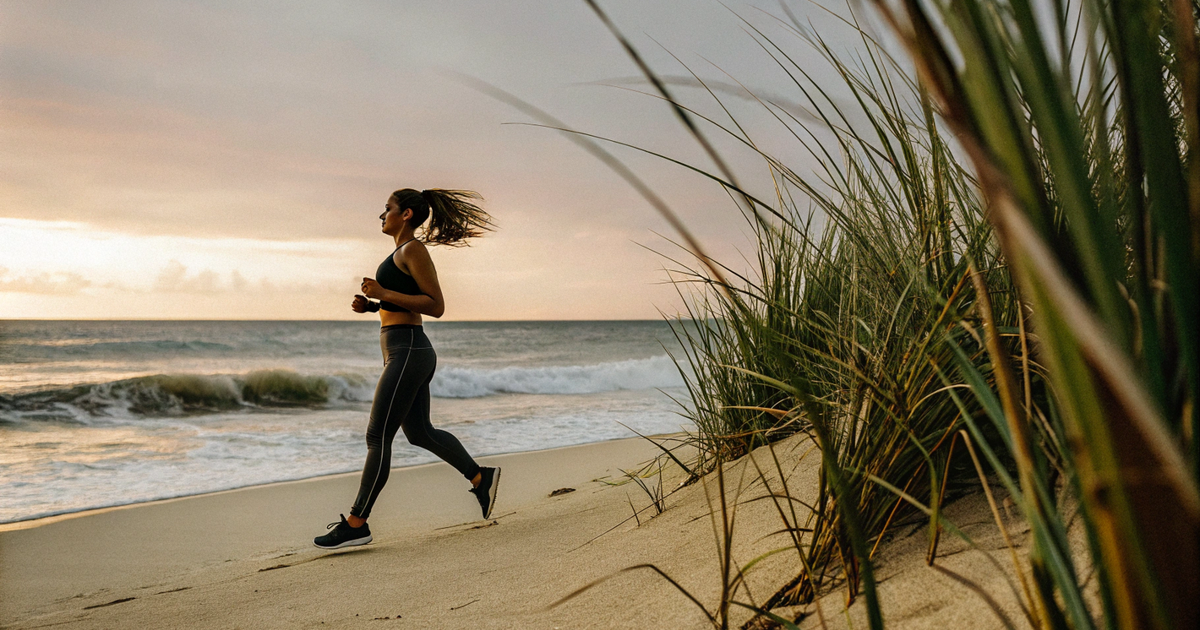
[313,514,372,549]
[470,467,501,519]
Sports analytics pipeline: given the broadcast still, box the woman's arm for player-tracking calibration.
[362,284,441,317]
[360,242,446,318]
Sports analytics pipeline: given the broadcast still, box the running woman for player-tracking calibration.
[314,188,499,550]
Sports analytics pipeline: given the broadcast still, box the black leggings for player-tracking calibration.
[350,325,480,519]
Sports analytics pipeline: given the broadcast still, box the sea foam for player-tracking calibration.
[430,355,686,398]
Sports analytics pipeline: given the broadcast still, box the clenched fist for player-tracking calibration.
[360,277,385,300]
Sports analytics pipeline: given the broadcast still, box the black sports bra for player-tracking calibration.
[375,239,422,312]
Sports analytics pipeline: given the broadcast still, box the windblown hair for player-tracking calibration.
[391,188,494,246]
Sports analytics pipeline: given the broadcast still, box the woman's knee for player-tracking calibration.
[365,427,386,450]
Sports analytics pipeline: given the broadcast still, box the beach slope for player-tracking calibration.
[1,435,1027,629]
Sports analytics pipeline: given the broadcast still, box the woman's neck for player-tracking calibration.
[394,228,417,247]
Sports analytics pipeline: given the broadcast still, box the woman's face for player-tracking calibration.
[379,198,408,235]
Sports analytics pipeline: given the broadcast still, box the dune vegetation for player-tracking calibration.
[569,0,1199,628]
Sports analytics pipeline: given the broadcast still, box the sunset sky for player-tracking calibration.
[0,0,845,320]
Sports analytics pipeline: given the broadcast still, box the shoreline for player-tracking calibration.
[0,435,675,628]
[0,433,682,533]
[1,432,1027,629]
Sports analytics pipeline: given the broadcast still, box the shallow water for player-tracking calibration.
[0,320,694,523]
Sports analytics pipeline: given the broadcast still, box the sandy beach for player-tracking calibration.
[1,435,1033,629]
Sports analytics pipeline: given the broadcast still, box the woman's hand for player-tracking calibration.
[361,278,385,300]
[351,294,370,313]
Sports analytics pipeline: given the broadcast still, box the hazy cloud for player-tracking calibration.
[0,267,91,295]
[150,260,346,296]
[153,260,219,293]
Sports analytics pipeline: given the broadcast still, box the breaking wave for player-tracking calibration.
[0,370,375,424]
[0,355,688,423]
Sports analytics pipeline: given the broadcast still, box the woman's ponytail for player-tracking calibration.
[390,188,495,246]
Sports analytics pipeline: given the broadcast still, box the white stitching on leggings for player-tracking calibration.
[361,329,414,515]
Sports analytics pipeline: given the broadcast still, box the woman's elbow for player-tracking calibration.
[429,302,446,318]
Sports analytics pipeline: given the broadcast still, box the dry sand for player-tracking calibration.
[1,435,1041,629]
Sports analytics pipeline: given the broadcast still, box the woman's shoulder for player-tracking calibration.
[392,238,431,268]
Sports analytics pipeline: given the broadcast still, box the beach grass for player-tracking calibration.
[569,0,1200,627]
[654,10,1034,625]
[872,1,1200,628]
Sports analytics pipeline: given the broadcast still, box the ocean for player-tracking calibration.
[0,320,694,524]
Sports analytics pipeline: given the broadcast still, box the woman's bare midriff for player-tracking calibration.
[379,310,423,327]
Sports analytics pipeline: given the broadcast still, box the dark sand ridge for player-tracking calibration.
[1,435,1047,629]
